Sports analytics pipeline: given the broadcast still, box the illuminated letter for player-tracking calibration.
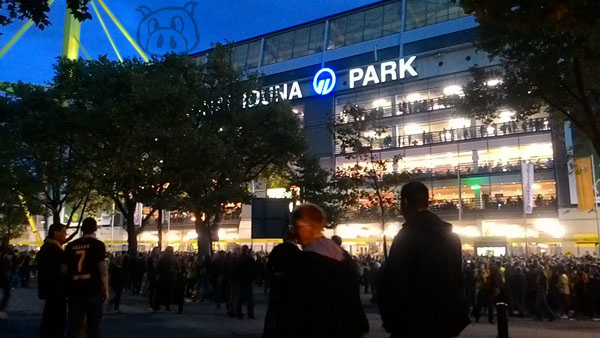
[251,90,261,106]
[261,89,270,105]
[278,83,288,101]
[289,81,303,100]
[349,68,364,89]
[380,61,397,83]
[399,56,418,79]
[362,65,380,87]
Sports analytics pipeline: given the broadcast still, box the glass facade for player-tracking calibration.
[224,0,470,69]
[405,0,467,30]
[262,23,325,66]
[333,73,558,237]
[232,40,261,70]
[327,1,402,50]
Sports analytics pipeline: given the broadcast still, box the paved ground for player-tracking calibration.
[2,285,600,338]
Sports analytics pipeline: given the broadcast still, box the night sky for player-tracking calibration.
[0,0,379,84]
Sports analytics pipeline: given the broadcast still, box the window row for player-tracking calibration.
[262,23,325,66]
[336,141,555,176]
[327,1,402,50]
[228,0,468,69]
[405,0,467,31]
[232,40,262,71]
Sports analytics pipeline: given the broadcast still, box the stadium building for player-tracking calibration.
[14,0,600,256]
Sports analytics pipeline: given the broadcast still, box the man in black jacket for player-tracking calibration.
[379,181,469,338]
[289,203,369,338]
[37,223,68,338]
[263,230,300,337]
[153,246,177,312]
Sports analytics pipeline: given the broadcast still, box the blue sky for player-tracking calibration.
[0,0,378,84]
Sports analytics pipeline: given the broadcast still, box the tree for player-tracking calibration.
[0,0,91,29]
[2,82,94,229]
[56,55,200,256]
[0,97,37,245]
[458,0,600,156]
[333,104,410,257]
[176,44,305,256]
[0,196,27,246]
[287,155,345,228]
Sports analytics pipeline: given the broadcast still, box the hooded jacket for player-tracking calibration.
[378,210,469,337]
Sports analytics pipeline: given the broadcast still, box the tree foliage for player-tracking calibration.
[333,104,411,256]
[459,0,600,155]
[1,46,305,254]
[286,155,345,228]
[53,54,201,256]
[2,82,94,228]
[0,0,91,29]
[175,45,305,256]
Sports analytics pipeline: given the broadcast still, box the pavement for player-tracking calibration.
[1,284,600,338]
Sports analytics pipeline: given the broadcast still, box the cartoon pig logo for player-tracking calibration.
[136,2,199,56]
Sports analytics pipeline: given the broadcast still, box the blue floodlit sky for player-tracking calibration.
[0,0,379,85]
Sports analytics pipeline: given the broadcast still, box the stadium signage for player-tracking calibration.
[243,56,418,108]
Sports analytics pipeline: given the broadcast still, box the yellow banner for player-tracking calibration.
[575,157,595,211]
[574,233,599,244]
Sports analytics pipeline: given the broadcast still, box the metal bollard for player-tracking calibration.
[496,302,509,338]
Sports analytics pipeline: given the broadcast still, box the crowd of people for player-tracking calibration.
[2,181,600,337]
[461,253,600,322]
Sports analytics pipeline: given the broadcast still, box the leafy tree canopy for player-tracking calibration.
[459,0,600,155]
[0,0,91,29]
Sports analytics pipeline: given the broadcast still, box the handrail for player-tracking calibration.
[337,118,551,154]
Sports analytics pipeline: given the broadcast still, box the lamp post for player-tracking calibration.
[591,155,599,256]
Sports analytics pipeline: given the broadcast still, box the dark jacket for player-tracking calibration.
[37,239,65,300]
[378,210,469,337]
[264,242,368,338]
[263,242,301,338]
[293,251,368,338]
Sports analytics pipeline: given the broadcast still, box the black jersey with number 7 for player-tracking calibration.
[64,236,107,297]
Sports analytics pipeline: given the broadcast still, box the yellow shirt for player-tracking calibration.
[559,274,569,295]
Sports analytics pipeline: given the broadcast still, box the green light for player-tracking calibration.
[471,185,482,190]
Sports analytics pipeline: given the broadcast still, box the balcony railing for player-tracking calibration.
[396,158,555,180]
[336,118,551,154]
[432,196,557,213]
[341,195,558,222]
[337,96,456,123]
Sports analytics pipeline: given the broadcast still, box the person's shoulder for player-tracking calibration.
[38,242,50,252]
[301,250,344,268]
[91,238,106,248]
[272,242,299,253]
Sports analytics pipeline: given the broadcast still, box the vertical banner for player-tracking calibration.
[521,161,534,214]
[163,210,170,226]
[134,202,143,226]
[575,157,595,211]
[564,122,579,203]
